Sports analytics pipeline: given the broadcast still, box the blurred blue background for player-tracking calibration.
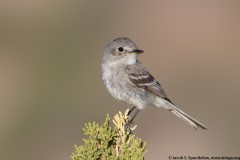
[0,0,240,159]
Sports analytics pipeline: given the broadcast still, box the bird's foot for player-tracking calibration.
[124,117,134,134]
[124,107,140,134]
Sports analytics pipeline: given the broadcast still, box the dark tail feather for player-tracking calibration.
[170,105,207,130]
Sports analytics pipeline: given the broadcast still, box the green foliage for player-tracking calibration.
[71,109,147,160]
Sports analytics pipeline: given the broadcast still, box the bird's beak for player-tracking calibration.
[129,49,144,54]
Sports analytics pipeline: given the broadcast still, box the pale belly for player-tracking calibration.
[102,63,154,109]
[103,76,153,109]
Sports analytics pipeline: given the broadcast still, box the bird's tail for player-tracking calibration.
[155,98,207,130]
[169,104,207,130]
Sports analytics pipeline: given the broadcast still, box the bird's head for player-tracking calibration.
[103,37,144,65]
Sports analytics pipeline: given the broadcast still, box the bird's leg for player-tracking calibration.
[127,106,136,116]
[128,107,140,123]
[125,107,140,134]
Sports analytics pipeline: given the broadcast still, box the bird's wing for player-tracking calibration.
[126,62,173,104]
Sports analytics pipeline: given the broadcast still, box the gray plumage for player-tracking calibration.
[102,37,206,130]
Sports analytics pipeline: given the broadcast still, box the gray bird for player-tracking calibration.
[102,37,206,130]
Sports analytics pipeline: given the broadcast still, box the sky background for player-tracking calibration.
[0,0,240,160]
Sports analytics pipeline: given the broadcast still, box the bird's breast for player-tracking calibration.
[101,63,152,109]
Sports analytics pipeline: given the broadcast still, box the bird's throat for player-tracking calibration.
[125,54,137,65]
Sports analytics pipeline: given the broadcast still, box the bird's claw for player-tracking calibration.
[124,117,134,134]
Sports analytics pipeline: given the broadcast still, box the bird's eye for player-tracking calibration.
[117,47,124,52]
